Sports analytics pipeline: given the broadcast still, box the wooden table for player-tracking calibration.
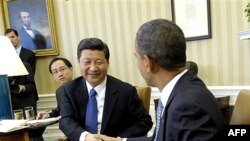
[0,118,59,141]
[0,127,29,141]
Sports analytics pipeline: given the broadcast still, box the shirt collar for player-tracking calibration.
[23,25,31,30]
[160,69,188,108]
[86,76,107,95]
[15,46,22,55]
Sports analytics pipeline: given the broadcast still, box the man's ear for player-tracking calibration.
[143,55,159,73]
[143,55,154,72]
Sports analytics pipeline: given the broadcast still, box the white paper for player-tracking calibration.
[0,120,27,133]
[26,117,60,127]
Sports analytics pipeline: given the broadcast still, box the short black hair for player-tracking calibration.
[4,28,18,36]
[77,38,110,62]
[136,19,186,71]
[49,57,73,74]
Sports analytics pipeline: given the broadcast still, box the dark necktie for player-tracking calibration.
[85,88,98,133]
[154,99,164,141]
[26,27,32,30]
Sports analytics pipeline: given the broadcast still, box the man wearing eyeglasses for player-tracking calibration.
[36,57,73,119]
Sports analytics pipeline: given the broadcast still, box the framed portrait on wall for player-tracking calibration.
[2,0,59,56]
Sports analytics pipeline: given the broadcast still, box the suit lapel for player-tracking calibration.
[157,73,192,141]
[165,72,191,110]
[75,79,89,119]
[100,77,118,133]
[19,48,25,61]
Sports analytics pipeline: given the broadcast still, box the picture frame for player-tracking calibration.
[171,0,211,41]
[2,0,59,56]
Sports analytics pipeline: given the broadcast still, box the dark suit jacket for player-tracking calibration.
[18,27,46,50]
[9,62,38,114]
[19,47,36,74]
[128,72,224,141]
[49,86,63,117]
[59,75,153,141]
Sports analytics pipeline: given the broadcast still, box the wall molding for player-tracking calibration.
[38,86,250,138]
[151,86,250,105]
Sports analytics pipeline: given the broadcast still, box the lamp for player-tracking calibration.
[0,36,28,119]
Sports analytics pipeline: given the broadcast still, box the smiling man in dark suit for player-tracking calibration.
[59,38,153,141]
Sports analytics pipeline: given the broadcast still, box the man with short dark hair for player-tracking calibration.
[59,38,153,141]
[36,57,74,119]
[96,19,224,141]
[5,28,38,114]
[5,28,36,74]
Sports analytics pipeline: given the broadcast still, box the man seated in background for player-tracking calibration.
[59,38,153,141]
[186,61,198,76]
[36,57,74,119]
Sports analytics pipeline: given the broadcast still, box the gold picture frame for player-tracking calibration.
[2,0,59,56]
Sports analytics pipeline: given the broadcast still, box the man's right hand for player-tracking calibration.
[36,112,49,119]
[85,133,103,141]
[93,134,123,141]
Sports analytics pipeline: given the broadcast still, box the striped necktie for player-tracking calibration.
[85,88,98,133]
[154,100,164,141]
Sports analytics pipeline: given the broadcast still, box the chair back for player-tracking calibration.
[216,96,230,124]
[135,86,151,113]
[230,90,250,125]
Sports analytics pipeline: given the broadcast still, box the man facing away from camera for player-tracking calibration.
[95,19,224,141]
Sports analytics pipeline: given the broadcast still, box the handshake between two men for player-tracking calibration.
[90,134,124,141]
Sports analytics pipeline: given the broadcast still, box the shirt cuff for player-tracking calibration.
[80,131,89,141]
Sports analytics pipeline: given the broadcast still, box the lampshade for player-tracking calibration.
[0,36,28,76]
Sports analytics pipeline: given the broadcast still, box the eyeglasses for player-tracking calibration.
[51,67,69,75]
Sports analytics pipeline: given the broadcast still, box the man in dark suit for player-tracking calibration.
[18,11,47,50]
[59,38,153,141]
[5,28,37,74]
[96,19,224,141]
[9,62,38,116]
[36,57,74,119]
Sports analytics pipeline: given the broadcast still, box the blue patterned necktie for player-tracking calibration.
[154,100,164,141]
[85,88,98,133]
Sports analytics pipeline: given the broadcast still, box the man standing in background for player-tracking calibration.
[5,28,37,74]
[5,28,38,118]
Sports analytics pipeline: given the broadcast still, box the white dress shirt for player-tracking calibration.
[122,69,188,141]
[15,46,22,56]
[160,69,188,114]
[23,25,35,38]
